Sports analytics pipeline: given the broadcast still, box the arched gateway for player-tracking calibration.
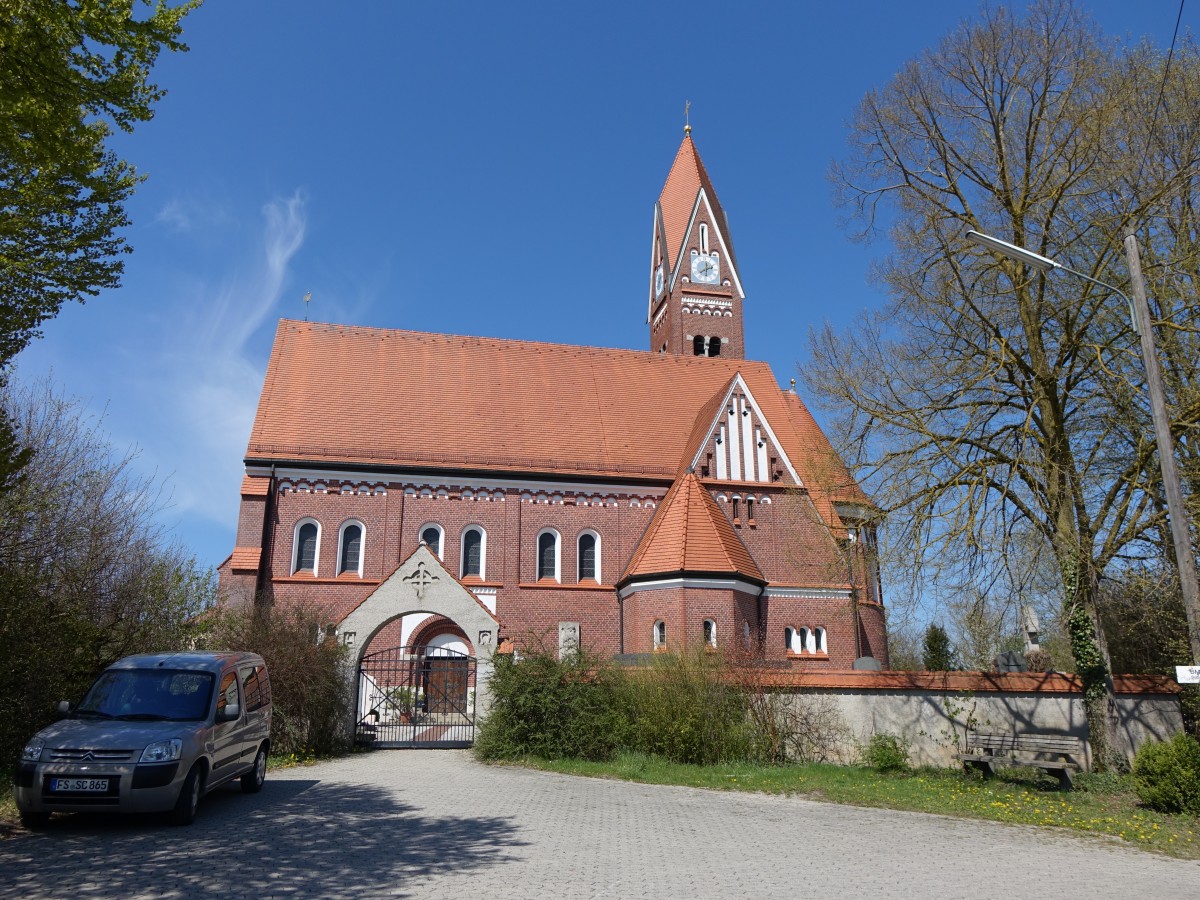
[339,545,498,748]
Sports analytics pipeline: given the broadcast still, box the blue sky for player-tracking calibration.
[15,1,1193,571]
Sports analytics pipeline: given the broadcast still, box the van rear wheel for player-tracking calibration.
[170,765,203,825]
[242,746,267,793]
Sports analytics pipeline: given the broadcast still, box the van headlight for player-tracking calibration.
[140,739,182,763]
[21,738,44,762]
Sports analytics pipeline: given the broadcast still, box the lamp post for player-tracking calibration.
[966,229,1200,667]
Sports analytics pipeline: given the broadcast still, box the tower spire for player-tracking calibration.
[647,130,746,359]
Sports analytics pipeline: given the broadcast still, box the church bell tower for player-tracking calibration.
[647,127,746,359]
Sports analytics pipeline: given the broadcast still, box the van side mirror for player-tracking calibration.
[216,703,241,723]
[57,700,71,716]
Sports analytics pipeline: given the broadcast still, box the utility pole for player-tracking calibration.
[1124,229,1200,666]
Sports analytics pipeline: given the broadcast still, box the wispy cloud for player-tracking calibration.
[16,188,311,567]
[155,199,193,232]
[147,190,308,539]
[199,191,307,352]
[154,194,234,235]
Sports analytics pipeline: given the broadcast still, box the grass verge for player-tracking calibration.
[515,752,1200,859]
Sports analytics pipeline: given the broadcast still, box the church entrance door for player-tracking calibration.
[355,643,477,748]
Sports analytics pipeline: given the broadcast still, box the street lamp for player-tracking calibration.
[966,231,1138,332]
[966,229,1200,668]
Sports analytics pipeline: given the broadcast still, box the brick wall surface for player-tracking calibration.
[235,494,268,548]
[220,474,890,666]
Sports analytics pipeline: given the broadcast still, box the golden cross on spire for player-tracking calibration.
[684,100,692,135]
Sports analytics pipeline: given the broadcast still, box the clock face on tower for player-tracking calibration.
[690,253,719,284]
[654,264,664,296]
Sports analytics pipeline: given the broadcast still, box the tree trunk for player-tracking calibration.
[1062,552,1118,770]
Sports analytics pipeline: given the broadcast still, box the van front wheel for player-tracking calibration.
[242,747,267,794]
[170,765,203,825]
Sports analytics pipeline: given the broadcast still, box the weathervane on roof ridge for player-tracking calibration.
[684,99,691,136]
[303,291,311,322]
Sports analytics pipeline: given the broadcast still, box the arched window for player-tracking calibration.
[699,222,709,253]
[292,519,320,575]
[578,531,599,582]
[338,521,364,576]
[653,620,666,649]
[537,529,560,581]
[693,335,706,356]
[798,627,810,654]
[814,627,826,654]
[703,619,717,648]
[461,526,484,578]
[785,627,796,653]
[708,338,721,358]
[420,524,443,558]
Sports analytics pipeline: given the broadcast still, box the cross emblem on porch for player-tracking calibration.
[404,561,439,600]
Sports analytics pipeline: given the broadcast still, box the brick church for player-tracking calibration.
[218,129,889,670]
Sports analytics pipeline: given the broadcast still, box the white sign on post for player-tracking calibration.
[1176,666,1200,684]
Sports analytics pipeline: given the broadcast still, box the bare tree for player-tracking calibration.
[810,1,1197,767]
[0,378,214,760]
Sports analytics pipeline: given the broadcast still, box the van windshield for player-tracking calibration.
[75,670,215,722]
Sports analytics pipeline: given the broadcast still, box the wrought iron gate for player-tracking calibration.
[356,645,477,748]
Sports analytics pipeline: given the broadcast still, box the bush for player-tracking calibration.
[622,648,752,766]
[475,644,846,768]
[475,644,625,762]
[0,380,216,765]
[1132,732,1200,815]
[865,732,910,772]
[206,605,353,757]
[726,658,849,763]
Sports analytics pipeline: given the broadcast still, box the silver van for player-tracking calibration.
[13,651,272,827]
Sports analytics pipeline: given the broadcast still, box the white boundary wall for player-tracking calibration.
[782,683,1182,769]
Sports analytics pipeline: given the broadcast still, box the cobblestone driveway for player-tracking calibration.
[3,750,1197,898]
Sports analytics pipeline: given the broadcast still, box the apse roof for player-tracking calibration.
[619,472,765,585]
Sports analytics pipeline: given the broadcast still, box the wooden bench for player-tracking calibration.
[956,729,1083,790]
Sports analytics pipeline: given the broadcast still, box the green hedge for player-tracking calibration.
[475,646,626,761]
[1132,732,1200,815]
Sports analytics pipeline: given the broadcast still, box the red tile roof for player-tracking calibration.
[675,375,738,477]
[247,321,869,526]
[620,472,764,585]
[240,475,271,497]
[657,134,737,275]
[229,547,262,571]
[778,388,873,522]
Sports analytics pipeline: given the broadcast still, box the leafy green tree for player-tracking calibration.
[921,624,955,672]
[810,0,1198,766]
[0,1,201,500]
[0,0,200,361]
